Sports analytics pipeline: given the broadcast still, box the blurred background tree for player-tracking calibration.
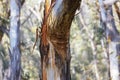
[0,0,119,80]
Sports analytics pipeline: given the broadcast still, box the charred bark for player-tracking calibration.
[39,0,81,80]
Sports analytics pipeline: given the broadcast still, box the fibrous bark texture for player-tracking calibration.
[39,0,81,80]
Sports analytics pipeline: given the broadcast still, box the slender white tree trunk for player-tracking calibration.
[79,13,100,80]
[0,60,3,80]
[109,42,119,80]
[99,0,120,80]
[9,0,21,80]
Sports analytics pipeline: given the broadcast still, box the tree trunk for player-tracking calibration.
[0,59,3,80]
[99,0,120,80]
[105,6,120,80]
[9,0,21,80]
[100,39,111,80]
[114,3,120,21]
[39,0,81,80]
[78,13,100,80]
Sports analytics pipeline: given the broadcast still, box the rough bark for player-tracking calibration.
[99,0,120,80]
[39,0,81,80]
[114,3,120,21]
[9,0,21,80]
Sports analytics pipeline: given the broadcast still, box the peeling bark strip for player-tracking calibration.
[9,0,21,80]
[114,3,120,21]
[39,0,81,80]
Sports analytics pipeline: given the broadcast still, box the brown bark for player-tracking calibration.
[114,3,120,21]
[39,0,81,80]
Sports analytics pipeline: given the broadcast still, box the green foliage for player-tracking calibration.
[94,26,104,44]
[0,0,120,80]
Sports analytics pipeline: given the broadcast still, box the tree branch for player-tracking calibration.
[21,11,32,26]
[21,0,25,6]
[103,0,118,5]
[28,6,41,22]
[98,0,107,22]
[0,26,9,37]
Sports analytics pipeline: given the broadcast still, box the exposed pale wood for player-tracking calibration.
[39,0,81,80]
[9,0,21,80]
[114,3,120,21]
